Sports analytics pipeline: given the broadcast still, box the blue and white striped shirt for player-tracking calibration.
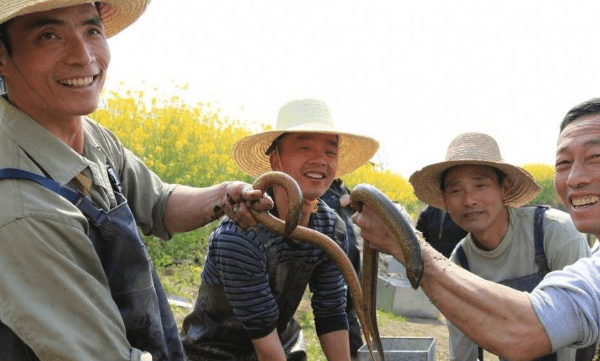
[201,201,349,339]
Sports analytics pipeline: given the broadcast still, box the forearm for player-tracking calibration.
[251,329,286,361]
[319,330,351,361]
[419,242,552,360]
[163,183,230,233]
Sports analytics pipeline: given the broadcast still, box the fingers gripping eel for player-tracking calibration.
[252,171,302,234]
[251,172,380,361]
[351,184,425,360]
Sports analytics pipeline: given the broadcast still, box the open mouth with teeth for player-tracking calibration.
[59,76,96,88]
[571,195,600,209]
[304,172,326,180]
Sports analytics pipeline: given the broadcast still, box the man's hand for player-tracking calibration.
[352,204,406,264]
[223,181,273,230]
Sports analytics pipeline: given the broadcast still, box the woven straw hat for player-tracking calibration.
[409,132,541,210]
[0,0,150,38]
[231,98,379,179]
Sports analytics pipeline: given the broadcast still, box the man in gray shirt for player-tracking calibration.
[353,98,600,360]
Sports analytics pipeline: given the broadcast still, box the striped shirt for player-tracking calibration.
[201,201,349,339]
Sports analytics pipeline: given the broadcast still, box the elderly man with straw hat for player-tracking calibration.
[354,132,591,361]
[410,132,591,361]
[181,98,379,361]
[0,1,273,360]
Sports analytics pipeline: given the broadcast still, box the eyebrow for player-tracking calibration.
[21,15,102,32]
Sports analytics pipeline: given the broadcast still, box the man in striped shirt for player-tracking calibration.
[181,98,379,361]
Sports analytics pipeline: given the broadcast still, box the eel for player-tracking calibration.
[350,183,425,360]
[251,171,381,361]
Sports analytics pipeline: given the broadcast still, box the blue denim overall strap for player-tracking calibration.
[454,206,556,361]
[0,168,185,361]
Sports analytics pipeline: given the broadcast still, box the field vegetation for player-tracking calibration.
[93,87,558,361]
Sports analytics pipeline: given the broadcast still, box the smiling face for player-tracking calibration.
[0,4,109,125]
[555,114,600,237]
[270,132,338,201]
[442,164,510,249]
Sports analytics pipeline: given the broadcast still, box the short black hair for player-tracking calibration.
[439,165,507,191]
[560,98,600,132]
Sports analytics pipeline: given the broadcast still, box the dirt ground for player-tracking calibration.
[380,313,498,361]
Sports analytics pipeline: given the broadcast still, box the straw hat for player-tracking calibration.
[0,0,150,38]
[409,132,541,210]
[231,98,380,179]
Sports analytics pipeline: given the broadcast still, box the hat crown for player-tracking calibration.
[276,98,336,132]
[445,132,504,163]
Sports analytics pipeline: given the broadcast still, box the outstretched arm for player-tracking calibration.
[353,205,552,361]
[163,181,273,234]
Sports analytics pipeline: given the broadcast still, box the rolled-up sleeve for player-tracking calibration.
[529,255,600,351]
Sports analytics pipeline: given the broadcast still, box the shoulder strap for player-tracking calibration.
[0,168,109,227]
[455,244,470,270]
[534,205,551,275]
[0,168,81,203]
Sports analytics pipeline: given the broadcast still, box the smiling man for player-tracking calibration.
[0,1,273,360]
[352,114,600,359]
[180,98,379,361]
[407,132,591,360]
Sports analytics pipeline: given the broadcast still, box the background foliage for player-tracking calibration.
[92,87,560,360]
[93,87,560,267]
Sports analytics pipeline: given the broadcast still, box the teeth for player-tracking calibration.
[572,196,599,207]
[305,172,325,179]
[60,77,94,87]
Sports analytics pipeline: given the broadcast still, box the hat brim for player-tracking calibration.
[409,160,542,210]
[231,129,380,179]
[1,0,149,38]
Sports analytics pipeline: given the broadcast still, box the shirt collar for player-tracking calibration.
[0,96,89,184]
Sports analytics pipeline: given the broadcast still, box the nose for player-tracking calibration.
[308,150,327,166]
[566,159,592,189]
[461,189,478,207]
[64,34,94,65]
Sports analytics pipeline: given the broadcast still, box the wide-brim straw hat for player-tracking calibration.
[232,98,380,179]
[409,132,541,210]
[0,0,150,38]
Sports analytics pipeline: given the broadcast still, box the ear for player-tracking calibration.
[501,177,513,202]
[0,43,7,69]
[269,151,282,171]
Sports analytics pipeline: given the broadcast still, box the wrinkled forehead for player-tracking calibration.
[557,114,600,150]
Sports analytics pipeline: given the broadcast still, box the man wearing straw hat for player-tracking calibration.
[352,103,600,361]
[410,132,590,360]
[180,98,379,361]
[0,1,273,360]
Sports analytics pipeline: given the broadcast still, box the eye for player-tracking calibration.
[555,157,571,170]
[447,187,461,195]
[39,31,57,40]
[88,26,105,36]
